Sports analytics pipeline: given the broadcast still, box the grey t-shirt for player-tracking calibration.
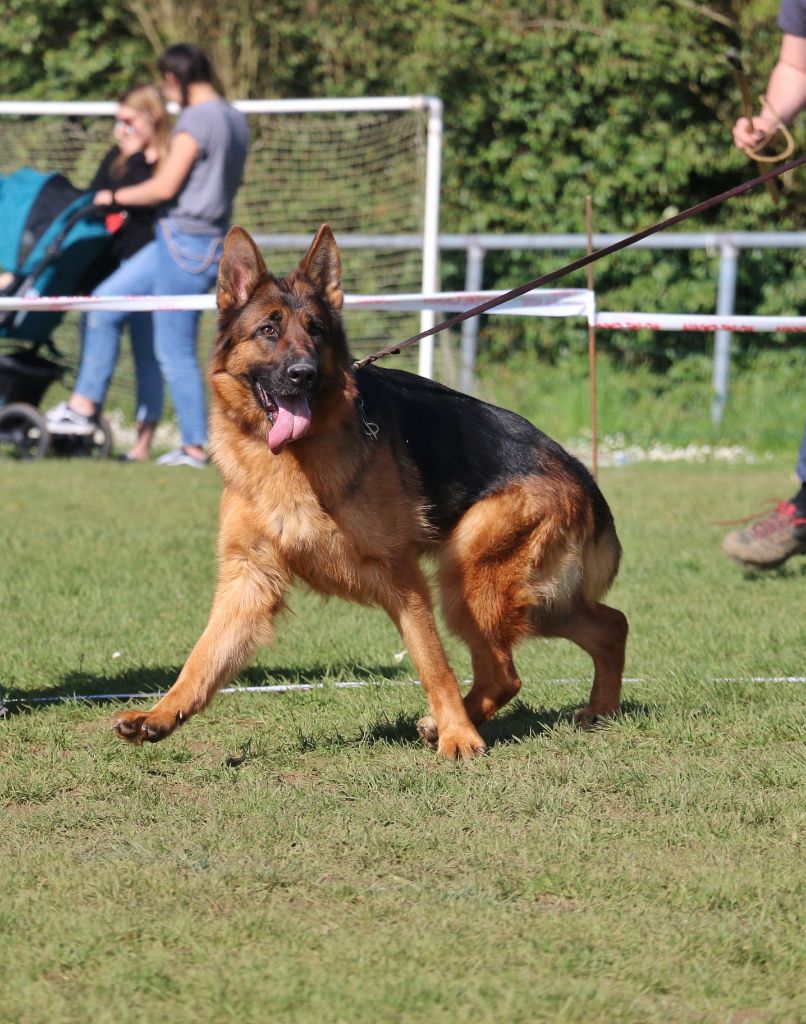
[167,99,249,235]
[779,0,806,36]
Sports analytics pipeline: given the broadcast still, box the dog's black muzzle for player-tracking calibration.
[250,357,319,419]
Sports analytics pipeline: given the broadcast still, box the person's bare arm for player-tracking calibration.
[94,132,199,206]
[733,33,806,149]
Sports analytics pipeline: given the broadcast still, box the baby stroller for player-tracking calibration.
[0,168,116,459]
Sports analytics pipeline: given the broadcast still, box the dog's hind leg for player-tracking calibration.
[536,601,628,727]
[111,554,287,744]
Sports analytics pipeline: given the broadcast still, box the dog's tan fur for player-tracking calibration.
[112,225,627,758]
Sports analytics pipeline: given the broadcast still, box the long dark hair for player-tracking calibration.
[158,43,219,106]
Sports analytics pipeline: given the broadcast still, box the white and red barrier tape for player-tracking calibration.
[0,289,592,316]
[1,290,804,333]
[593,312,806,332]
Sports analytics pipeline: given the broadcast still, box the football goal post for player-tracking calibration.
[0,96,443,377]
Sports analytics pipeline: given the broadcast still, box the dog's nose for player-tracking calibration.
[286,361,317,387]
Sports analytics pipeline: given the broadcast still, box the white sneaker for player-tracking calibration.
[154,447,208,469]
[45,400,97,436]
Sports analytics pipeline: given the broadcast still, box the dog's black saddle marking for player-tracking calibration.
[355,366,612,537]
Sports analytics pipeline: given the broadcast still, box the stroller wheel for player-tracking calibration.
[49,415,114,459]
[84,415,114,459]
[0,402,51,460]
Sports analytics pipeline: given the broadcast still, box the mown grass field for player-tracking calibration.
[1,456,804,1024]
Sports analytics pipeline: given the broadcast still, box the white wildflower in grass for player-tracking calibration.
[569,434,771,467]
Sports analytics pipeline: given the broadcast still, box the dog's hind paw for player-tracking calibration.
[574,705,618,730]
[111,707,185,745]
[416,715,438,748]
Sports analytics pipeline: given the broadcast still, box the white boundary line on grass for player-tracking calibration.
[713,676,806,683]
[2,676,803,707]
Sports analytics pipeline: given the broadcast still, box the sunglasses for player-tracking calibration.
[115,117,138,135]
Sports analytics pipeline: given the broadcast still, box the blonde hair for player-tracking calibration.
[110,84,171,178]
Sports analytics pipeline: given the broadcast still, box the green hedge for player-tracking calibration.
[1,0,801,361]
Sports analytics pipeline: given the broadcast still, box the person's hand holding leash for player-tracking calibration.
[732,32,806,154]
[733,107,780,151]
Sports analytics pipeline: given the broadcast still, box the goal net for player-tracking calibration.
[0,97,442,423]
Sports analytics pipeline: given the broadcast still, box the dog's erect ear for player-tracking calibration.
[217,226,268,311]
[298,224,343,312]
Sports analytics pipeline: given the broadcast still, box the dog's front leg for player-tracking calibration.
[384,573,487,760]
[111,556,286,744]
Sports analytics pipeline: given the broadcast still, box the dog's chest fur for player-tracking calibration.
[212,411,430,595]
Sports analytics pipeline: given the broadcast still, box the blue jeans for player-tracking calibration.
[798,424,806,485]
[75,263,163,425]
[75,217,223,447]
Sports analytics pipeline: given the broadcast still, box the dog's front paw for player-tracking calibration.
[111,707,185,745]
[436,726,488,760]
[417,717,487,759]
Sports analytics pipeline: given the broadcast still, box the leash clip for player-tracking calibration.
[358,399,379,440]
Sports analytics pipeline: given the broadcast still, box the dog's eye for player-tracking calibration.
[256,322,278,339]
[308,320,324,337]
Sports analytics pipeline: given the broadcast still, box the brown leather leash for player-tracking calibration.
[353,153,806,371]
[726,48,783,203]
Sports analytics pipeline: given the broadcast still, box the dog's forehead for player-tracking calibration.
[244,273,328,321]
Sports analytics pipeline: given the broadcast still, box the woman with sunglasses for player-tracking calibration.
[87,85,171,284]
[47,84,171,460]
[50,43,249,468]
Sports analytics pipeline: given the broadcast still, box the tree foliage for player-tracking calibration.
[1,0,802,362]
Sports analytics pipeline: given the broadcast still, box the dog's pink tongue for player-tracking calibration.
[268,394,312,454]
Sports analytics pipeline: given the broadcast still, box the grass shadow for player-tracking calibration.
[2,666,654,753]
[482,698,653,746]
[358,698,655,750]
[740,561,806,582]
[482,699,579,745]
[0,661,413,717]
[359,710,423,747]
[354,702,574,750]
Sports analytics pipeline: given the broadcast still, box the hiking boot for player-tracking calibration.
[722,501,806,570]
[45,400,97,436]
[154,447,208,469]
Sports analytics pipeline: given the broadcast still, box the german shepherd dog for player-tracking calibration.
[112,226,627,759]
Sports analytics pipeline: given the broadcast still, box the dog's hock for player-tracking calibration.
[218,226,268,310]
